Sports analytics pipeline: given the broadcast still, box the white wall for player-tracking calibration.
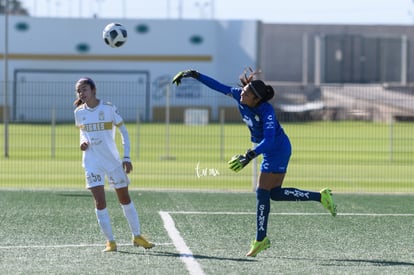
[0,15,258,122]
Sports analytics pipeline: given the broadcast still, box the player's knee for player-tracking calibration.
[119,197,131,205]
[95,200,106,210]
[116,188,131,205]
[270,186,283,201]
[256,188,270,200]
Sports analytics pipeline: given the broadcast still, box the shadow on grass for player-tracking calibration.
[117,250,255,262]
[327,258,414,267]
[281,256,414,267]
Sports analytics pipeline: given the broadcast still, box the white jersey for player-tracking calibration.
[74,100,125,172]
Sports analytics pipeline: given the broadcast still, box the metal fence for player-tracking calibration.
[1,81,413,193]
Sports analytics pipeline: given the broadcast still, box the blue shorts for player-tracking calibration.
[260,136,292,173]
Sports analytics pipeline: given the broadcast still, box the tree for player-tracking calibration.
[0,0,29,15]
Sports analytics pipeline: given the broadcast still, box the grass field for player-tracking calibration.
[0,190,413,274]
[0,121,413,192]
[0,121,413,274]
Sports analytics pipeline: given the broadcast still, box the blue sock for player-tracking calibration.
[256,188,270,242]
[270,187,321,201]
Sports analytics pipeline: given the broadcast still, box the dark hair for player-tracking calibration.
[239,67,259,86]
[238,67,274,103]
[73,77,96,107]
[249,80,274,102]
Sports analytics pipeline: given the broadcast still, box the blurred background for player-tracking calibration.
[9,0,414,24]
[1,0,413,193]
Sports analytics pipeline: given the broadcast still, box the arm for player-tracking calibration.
[117,123,133,173]
[197,73,233,96]
[75,111,89,151]
[172,70,235,96]
[111,104,131,161]
[110,103,132,173]
[228,136,273,172]
[228,104,276,172]
[253,129,275,156]
[252,105,276,155]
[79,129,89,151]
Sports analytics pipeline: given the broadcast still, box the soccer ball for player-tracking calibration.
[102,23,127,48]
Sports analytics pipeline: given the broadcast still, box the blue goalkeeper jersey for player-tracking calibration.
[196,73,288,156]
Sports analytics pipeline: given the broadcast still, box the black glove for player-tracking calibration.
[172,70,200,86]
[228,149,257,172]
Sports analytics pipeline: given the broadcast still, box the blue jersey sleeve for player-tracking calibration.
[253,103,277,155]
[198,73,241,101]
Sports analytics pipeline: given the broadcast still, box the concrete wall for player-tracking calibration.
[260,23,414,84]
[0,15,258,122]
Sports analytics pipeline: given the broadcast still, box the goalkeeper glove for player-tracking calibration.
[172,70,200,86]
[228,149,257,172]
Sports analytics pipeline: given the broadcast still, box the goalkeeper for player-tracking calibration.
[173,69,337,257]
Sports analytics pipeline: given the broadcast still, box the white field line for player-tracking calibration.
[159,211,205,275]
[166,211,414,217]
[0,242,173,250]
[1,212,411,251]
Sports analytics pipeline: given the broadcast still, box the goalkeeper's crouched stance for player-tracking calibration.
[173,69,337,257]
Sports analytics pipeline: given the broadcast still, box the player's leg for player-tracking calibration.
[110,168,155,249]
[115,186,141,236]
[110,168,139,236]
[246,143,291,257]
[255,172,285,240]
[246,172,283,257]
[270,186,321,201]
[269,184,337,216]
[89,183,116,252]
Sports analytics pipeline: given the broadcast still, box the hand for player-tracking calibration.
[228,149,257,172]
[80,142,89,151]
[172,70,199,86]
[122,159,133,174]
[228,155,250,172]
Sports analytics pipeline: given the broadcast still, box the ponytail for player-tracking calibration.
[73,97,83,107]
[239,67,260,87]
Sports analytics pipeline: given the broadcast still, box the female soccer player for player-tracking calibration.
[73,77,154,252]
[172,69,337,257]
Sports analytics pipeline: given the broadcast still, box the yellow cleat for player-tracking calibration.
[246,237,271,257]
[133,235,155,249]
[102,240,117,252]
[320,188,337,217]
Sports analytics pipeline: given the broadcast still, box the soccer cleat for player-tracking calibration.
[133,235,155,249]
[320,188,337,217]
[102,240,117,252]
[246,236,271,257]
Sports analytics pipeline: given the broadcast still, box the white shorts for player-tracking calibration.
[84,165,130,189]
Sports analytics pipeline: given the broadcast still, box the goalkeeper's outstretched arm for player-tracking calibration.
[172,69,234,96]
